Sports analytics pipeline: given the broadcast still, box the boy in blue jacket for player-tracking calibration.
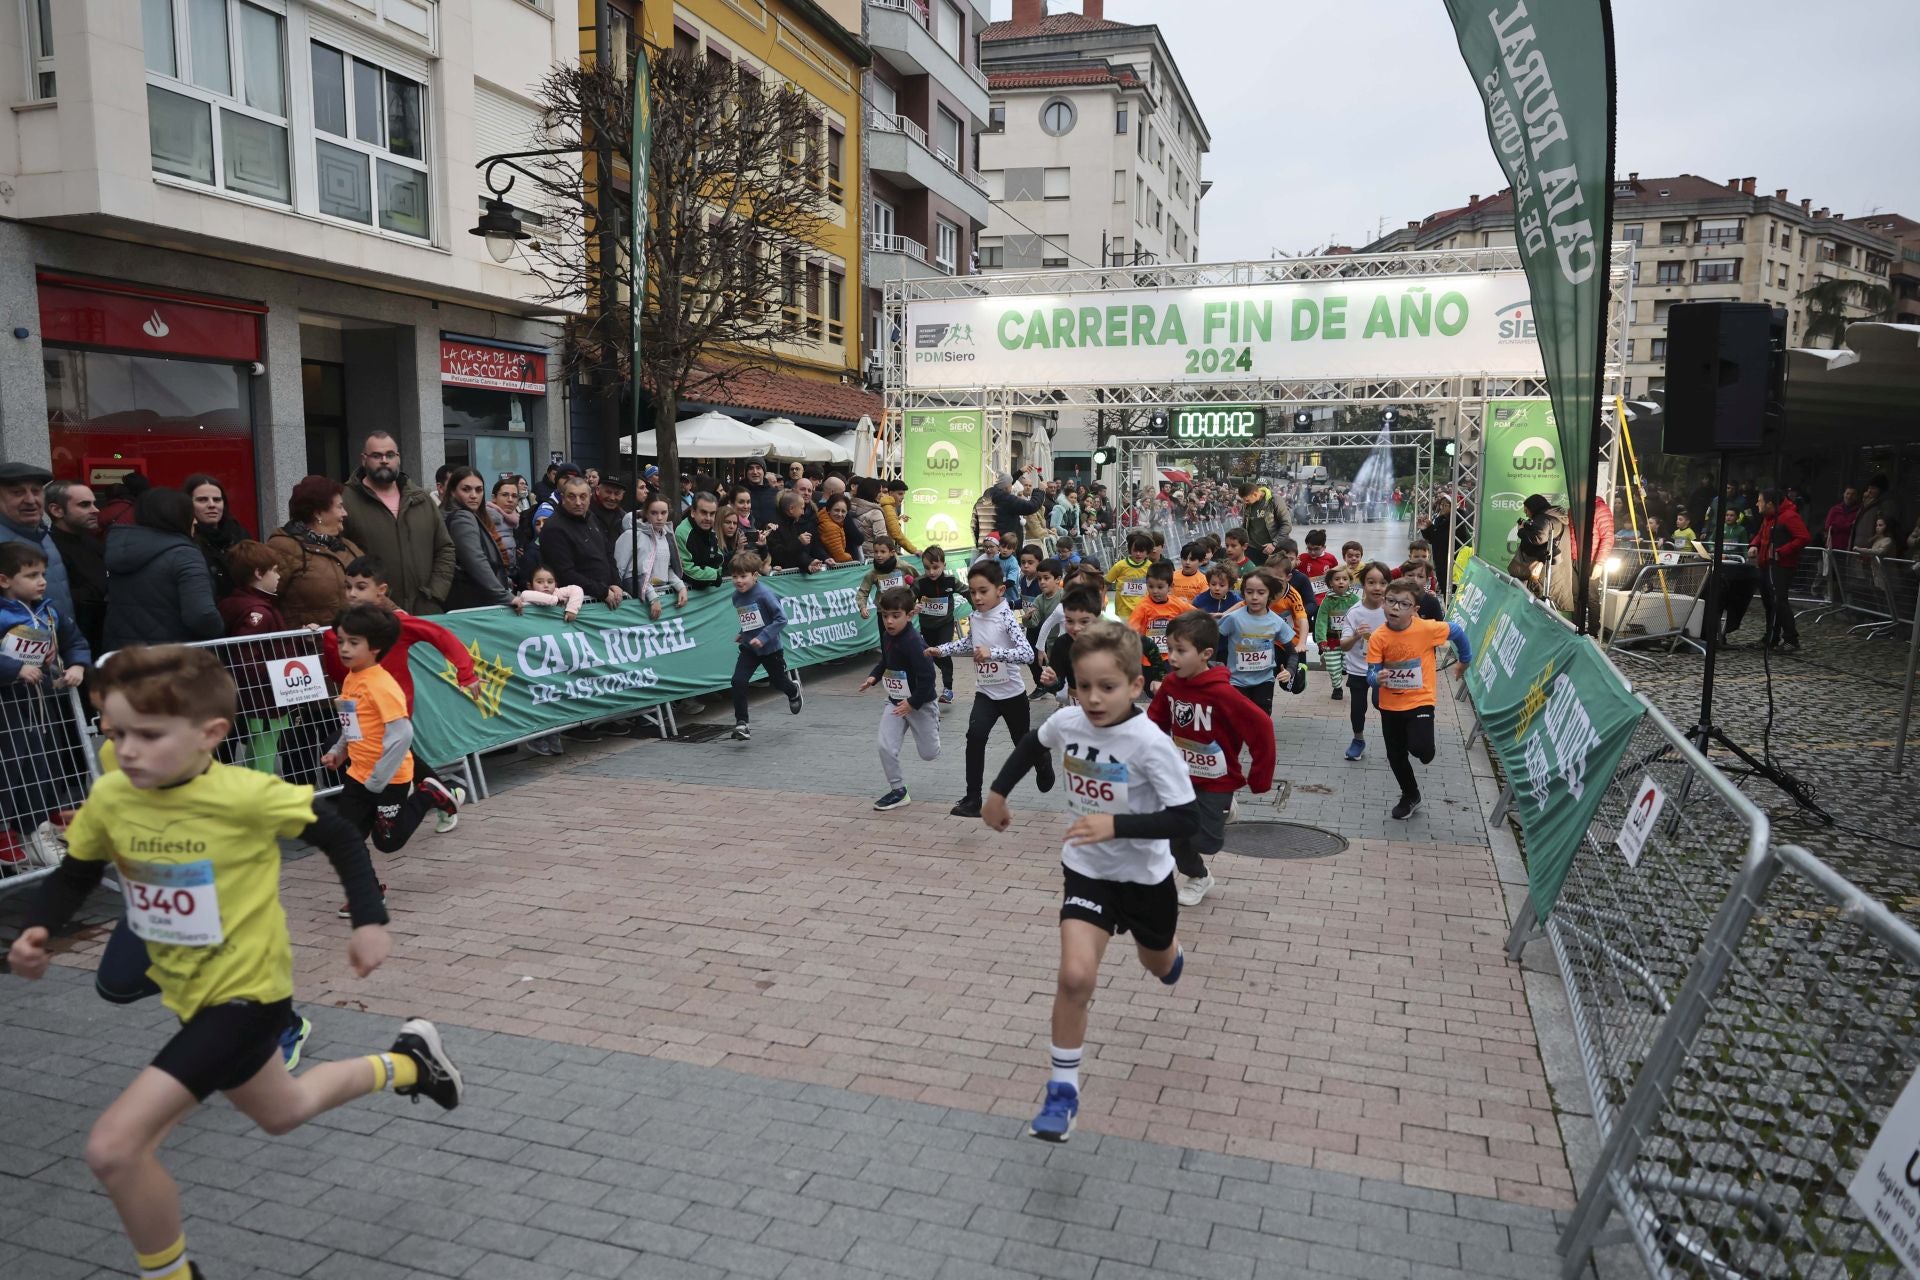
[1,542,89,868]
[729,552,805,742]
[858,585,941,811]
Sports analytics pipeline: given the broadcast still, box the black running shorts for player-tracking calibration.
[153,998,294,1100]
[1059,868,1178,953]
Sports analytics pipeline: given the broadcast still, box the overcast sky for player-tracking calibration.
[988,0,1920,259]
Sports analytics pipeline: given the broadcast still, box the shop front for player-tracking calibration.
[440,334,548,485]
[39,273,267,532]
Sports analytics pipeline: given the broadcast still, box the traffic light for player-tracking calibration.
[1092,447,1113,466]
[1444,439,1459,457]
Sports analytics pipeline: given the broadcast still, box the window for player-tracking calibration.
[803,112,823,183]
[872,77,898,122]
[1778,266,1789,289]
[804,262,823,339]
[1113,169,1125,202]
[1043,167,1069,200]
[1697,218,1743,245]
[935,220,959,273]
[982,169,1004,199]
[606,4,635,80]
[1695,259,1739,283]
[987,102,1004,132]
[1779,229,1791,251]
[935,0,962,63]
[1137,121,1146,157]
[1658,221,1686,245]
[781,252,799,310]
[935,107,962,166]
[1042,236,1069,268]
[1621,224,1643,244]
[977,238,1003,270]
[1630,261,1640,284]
[1653,300,1673,323]
[24,0,55,97]
[827,270,844,343]
[309,42,429,238]
[1115,106,1129,135]
[1655,261,1684,284]
[673,26,697,58]
[1041,97,1075,136]
[826,126,844,202]
[1650,338,1667,361]
[1134,176,1143,224]
[145,0,290,205]
[1625,339,1635,360]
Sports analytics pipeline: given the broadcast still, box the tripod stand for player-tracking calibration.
[1690,449,1832,823]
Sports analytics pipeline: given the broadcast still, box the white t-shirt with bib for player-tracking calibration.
[1343,602,1388,677]
[1037,707,1195,885]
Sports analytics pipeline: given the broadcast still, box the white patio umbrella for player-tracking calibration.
[619,410,778,458]
[757,417,848,464]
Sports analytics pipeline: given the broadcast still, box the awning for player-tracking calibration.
[682,363,885,429]
[620,411,780,459]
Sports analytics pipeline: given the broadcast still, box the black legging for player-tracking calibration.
[1348,672,1373,737]
[932,655,954,691]
[964,691,1051,800]
[1380,706,1437,799]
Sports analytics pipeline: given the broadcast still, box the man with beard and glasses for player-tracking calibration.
[341,433,456,614]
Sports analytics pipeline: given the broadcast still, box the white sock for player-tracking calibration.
[1049,1044,1082,1090]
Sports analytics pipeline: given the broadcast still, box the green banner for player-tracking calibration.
[1445,0,1615,608]
[1476,398,1569,560]
[405,560,886,763]
[902,408,985,550]
[1450,556,1643,914]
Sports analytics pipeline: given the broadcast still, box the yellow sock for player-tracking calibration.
[136,1234,190,1279]
[364,1052,419,1092]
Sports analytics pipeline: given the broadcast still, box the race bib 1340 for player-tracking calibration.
[121,858,224,947]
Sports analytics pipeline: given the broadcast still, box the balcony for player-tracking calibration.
[865,112,993,223]
[867,0,992,122]
[865,231,950,286]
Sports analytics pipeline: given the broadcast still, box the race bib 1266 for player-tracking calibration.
[1063,753,1129,815]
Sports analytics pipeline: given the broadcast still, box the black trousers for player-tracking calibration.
[1762,563,1800,644]
[731,646,799,722]
[932,655,954,690]
[333,776,432,854]
[1348,673,1374,737]
[964,691,1048,800]
[1380,706,1436,800]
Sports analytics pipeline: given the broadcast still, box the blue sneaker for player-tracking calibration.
[1028,1081,1079,1143]
[1344,737,1365,761]
[281,1014,313,1070]
[873,788,910,811]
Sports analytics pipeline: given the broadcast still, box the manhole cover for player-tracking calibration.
[1223,822,1348,860]
[666,723,738,744]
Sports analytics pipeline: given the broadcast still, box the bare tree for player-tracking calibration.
[519,50,830,485]
[1797,276,1895,348]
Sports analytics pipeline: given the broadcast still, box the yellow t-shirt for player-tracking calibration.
[64,763,316,1019]
[1106,557,1153,621]
[341,665,413,787]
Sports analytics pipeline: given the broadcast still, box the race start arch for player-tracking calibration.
[882,246,1630,546]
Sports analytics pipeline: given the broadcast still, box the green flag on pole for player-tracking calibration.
[628,45,652,447]
[1443,0,1617,629]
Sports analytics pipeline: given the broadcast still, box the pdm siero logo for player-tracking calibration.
[913,322,978,366]
[1494,301,1536,345]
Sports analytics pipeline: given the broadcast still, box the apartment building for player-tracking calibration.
[1848,212,1920,327]
[975,0,1209,473]
[860,0,991,388]
[580,0,878,461]
[0,0,572,531]
[1363,174,1898,399]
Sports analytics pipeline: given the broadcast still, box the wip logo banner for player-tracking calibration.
[913,322,977,367]
[1494,301,1536,345]
[1511,435,1559,475]
[265,656,328,708]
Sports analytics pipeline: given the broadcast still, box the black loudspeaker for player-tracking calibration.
[1661,302,1781,454]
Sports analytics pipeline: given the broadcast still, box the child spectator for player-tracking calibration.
[1339,562,1393,759]
[856,536,916,619]
[1054,534,1081,566]
[978,621,1197,1143]
[1193,565,1242,616]
[0,542,88,869]
[1172,544,1209,605]
[1214,569,1296,713]
[1038,584,1102,698]
[1366,578,1473,819]
[914,545,961,706]
[322,604,455,912]
[216,540,295,776]
[859,585,940,811]
[1313,566,1359,701]
[728,552,805,741]
[934,559,1050,816]
[1299,531,1339,602]
[1105,531,1156,622]
[520,564,586,623]
[218,540,286,637]
[1149,611,1276,906]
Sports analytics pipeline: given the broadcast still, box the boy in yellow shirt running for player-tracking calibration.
[6,644,460,1280]
[1104,531,1156,622]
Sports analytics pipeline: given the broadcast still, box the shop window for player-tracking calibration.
[309,41,430,238]
[145,0,290,205]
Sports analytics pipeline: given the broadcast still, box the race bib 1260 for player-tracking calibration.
[1063,753,1129,815]
[737,606,764,632]
[121,858,223,947]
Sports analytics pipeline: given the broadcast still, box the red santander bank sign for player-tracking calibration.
[440,338,547,395]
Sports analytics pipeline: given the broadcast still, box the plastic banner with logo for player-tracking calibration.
[406,560,890,765]
[902,272,1544,390]
[1449,556,1642,914]
[1476,398,1568,561]
[901,408,985,549]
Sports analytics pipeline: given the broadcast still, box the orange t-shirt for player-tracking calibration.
[340,664,414,787]
[1171,569,1208,605]
[1128,596,1191,658]
[1275,585,1310,652]
[1364,618,1452,711]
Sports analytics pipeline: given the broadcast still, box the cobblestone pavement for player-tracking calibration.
[2,645,1580,1278]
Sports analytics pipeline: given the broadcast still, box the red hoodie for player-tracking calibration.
[1147,666,1277,795]
[321,608,477,710]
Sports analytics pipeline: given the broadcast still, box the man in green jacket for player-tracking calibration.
[1238,481,1288,558]
[340,432,456,613]
[675,490,727,591]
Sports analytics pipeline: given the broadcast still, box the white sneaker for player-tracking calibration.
[27,820,67,868]
[434,785,467,835]
[679,699,706,716]
[1176,874,1215,907]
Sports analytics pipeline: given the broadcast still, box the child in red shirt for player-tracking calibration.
[1297,530,1340,603]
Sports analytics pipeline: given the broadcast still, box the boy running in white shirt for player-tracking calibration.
[982,621,1198,1142]
[938,560,1052,815]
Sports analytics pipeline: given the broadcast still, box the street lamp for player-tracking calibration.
[471,196,527,263]
[469,150,580,262]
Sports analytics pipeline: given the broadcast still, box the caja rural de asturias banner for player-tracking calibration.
[1476,398,1569,560]
[406,559,896,764]
[902,408,985,549]
[1450,556,1642,915]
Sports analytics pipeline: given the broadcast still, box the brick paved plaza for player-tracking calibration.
[1,657,1586,1279]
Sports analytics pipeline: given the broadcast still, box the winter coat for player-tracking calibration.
[539,508,619,601]
[266,527,364,628]
[1751,499,1812,570]
[48,523,106,657]
[0,512,71,622]
[102,524,225,651]
[675,515,728,589]
[340,471,456,614]
[742,477,783,529]
[443,504,514,609]
[615,518,686,601]
[986,484,1042,539]
[817,511,862,563]
[217,585,287,638]
[193,514,252,600]
[848,497,888,550]
[878,491,919,554]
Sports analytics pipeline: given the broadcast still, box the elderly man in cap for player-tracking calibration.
[589,471,629,543]
[0,460,74,622]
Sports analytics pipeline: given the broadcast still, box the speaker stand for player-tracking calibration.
[1689,450,1832,824]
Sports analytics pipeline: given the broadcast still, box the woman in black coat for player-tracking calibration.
[102,488,225,651]
[442,466,518,610]
[183,472,252,599]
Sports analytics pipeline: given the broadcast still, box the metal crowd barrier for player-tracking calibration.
[1599,560,1713,663]
[1559,842,1920,1279]
[0,678,97,897]
[1823,547,1919,638]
